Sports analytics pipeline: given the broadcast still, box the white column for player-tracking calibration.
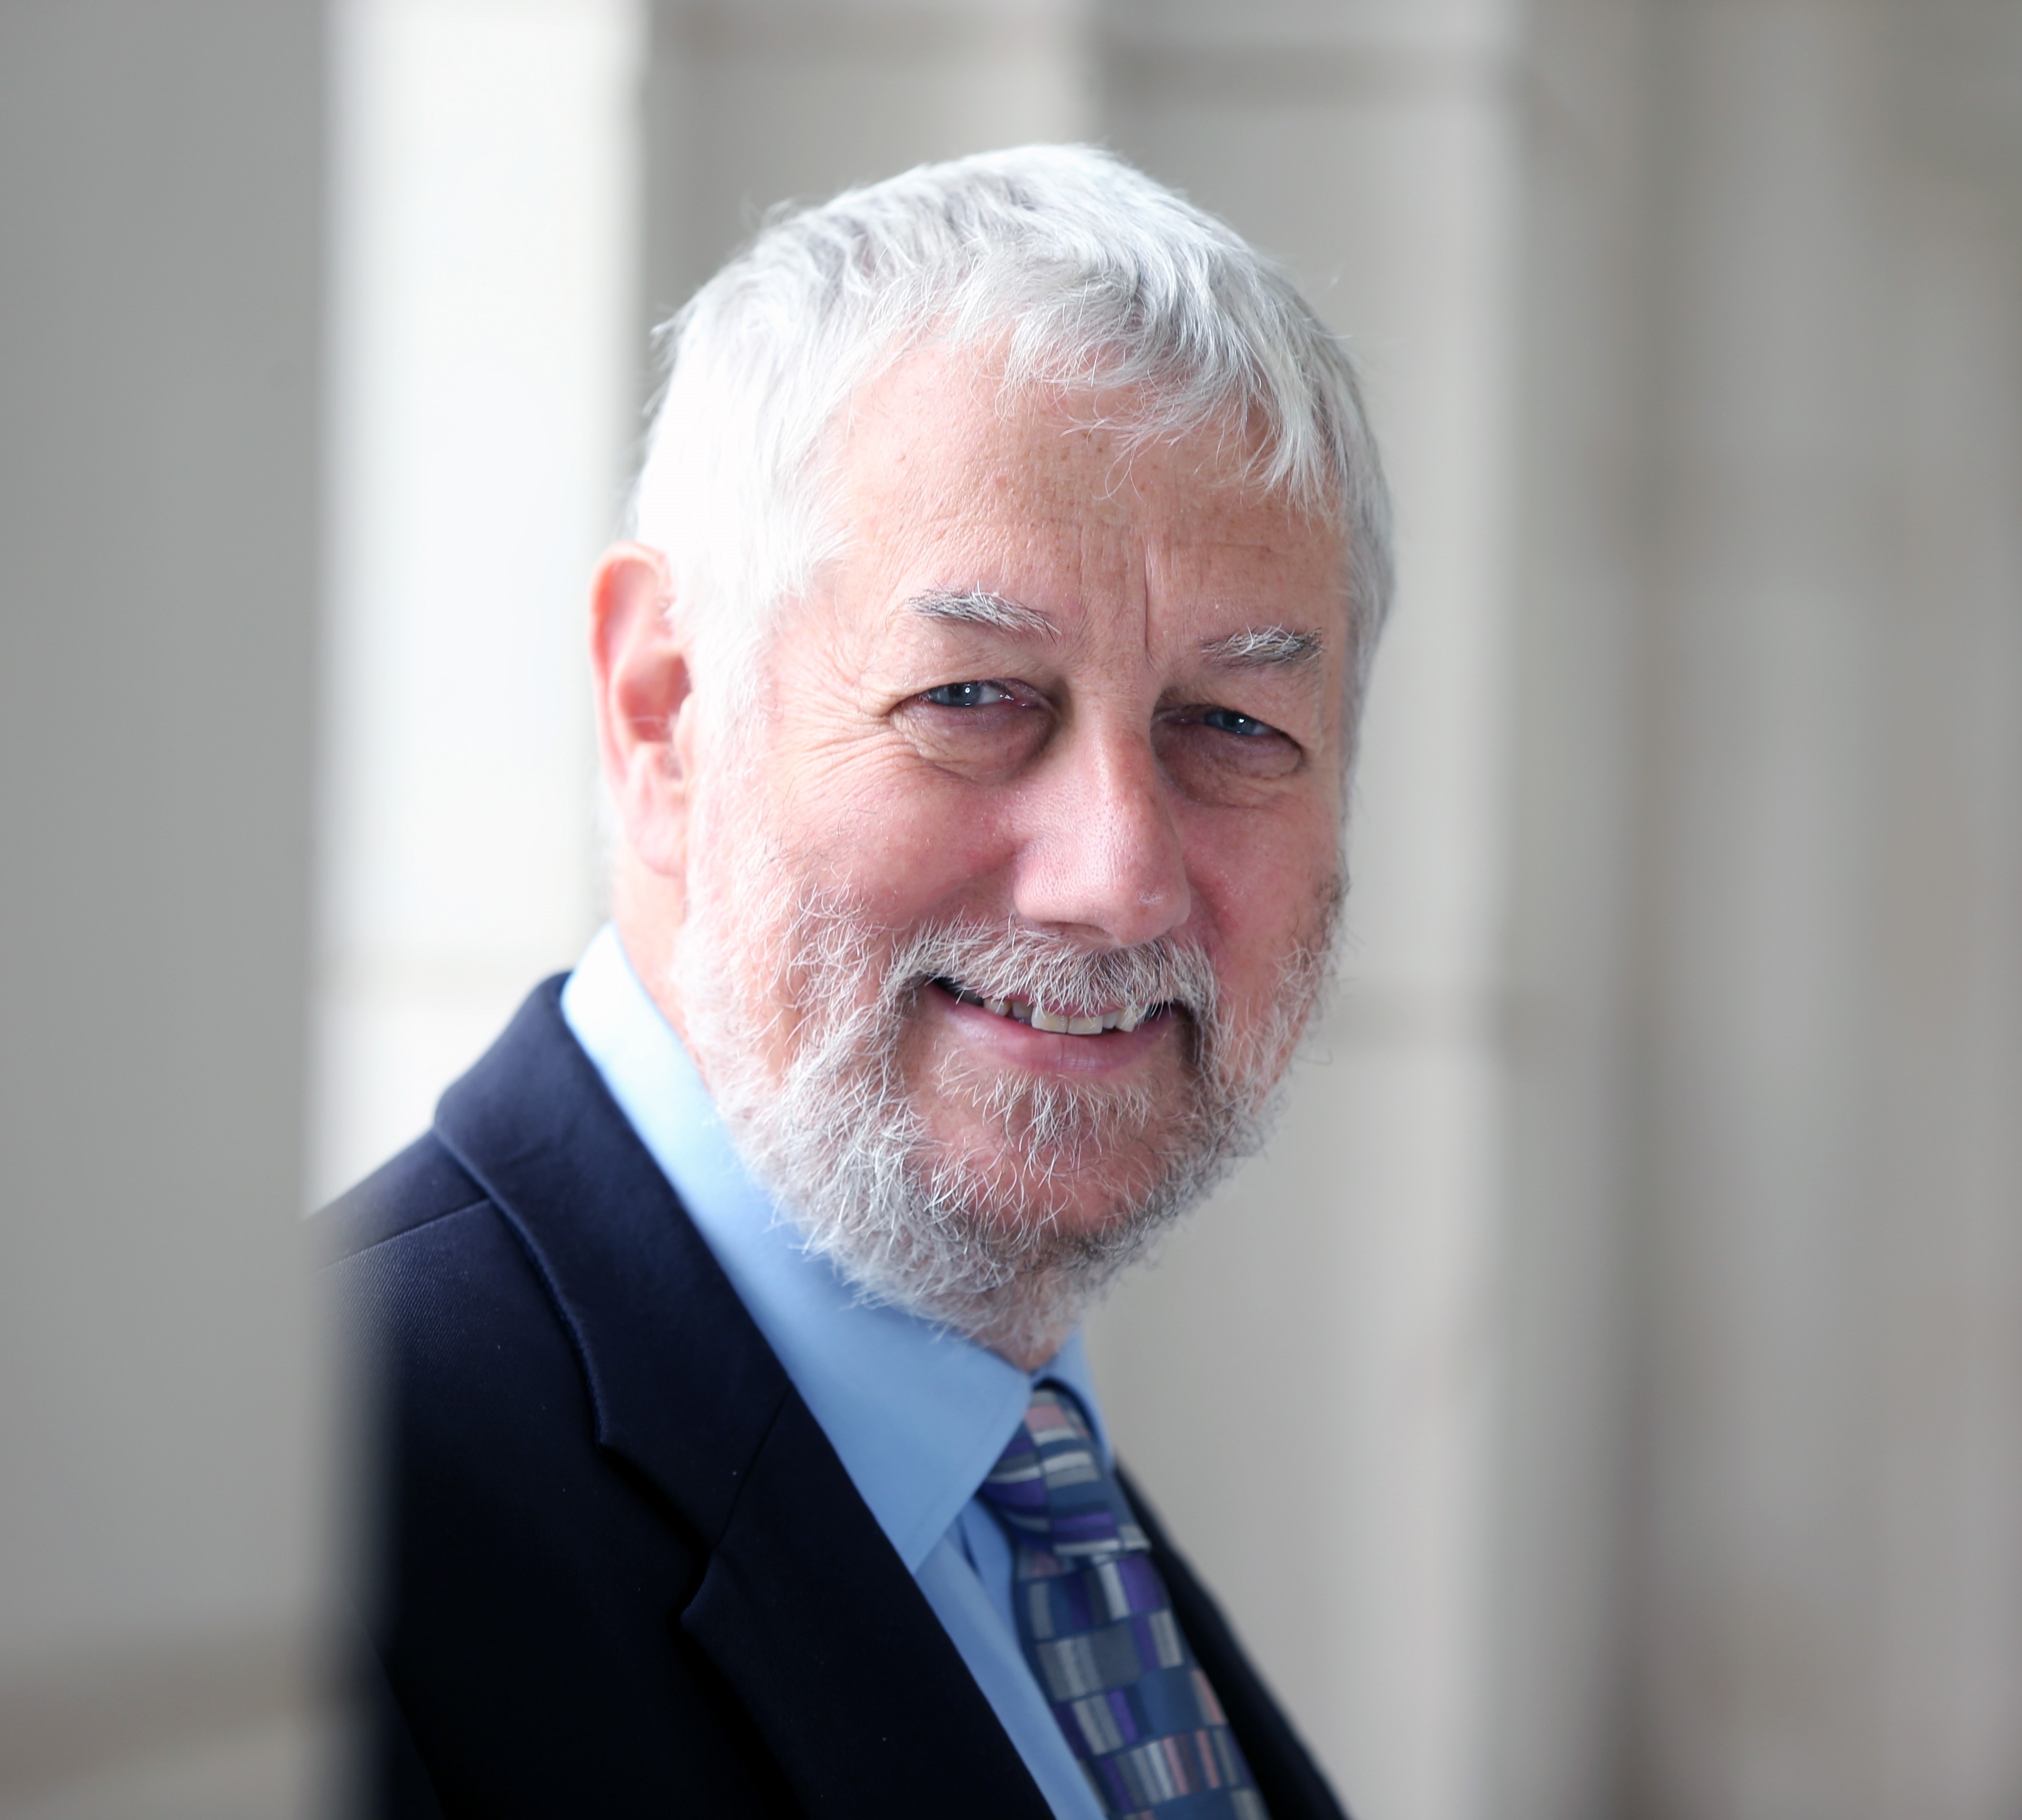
[1628,5,2022,1815]
[314,0,646,1203]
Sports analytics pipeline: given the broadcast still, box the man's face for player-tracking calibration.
[673,345,1352,1343]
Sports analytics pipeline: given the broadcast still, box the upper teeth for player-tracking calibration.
[949,984,1149,1034]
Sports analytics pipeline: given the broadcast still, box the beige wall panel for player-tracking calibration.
[1483,3,1653,1815]
[1627,4,2022,1816]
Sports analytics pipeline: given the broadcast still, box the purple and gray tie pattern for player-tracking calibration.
[980,1387,1270,1820]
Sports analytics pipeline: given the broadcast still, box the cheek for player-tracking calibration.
[772,756,1021,923]
[1182,807,1341,995]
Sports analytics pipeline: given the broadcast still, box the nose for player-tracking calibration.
[1009,720,1191,949]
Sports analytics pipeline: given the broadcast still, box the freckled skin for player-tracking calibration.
[594,342,1353,1249]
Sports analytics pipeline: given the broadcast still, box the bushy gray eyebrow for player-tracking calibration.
[907,590,1058,639]
[908,596,1321,669]
[1198,626,1325,668]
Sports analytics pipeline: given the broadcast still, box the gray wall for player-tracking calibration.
[0,4,338,1814]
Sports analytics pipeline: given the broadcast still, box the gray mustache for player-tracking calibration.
[887,919,1219,1022]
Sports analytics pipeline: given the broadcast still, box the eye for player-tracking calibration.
[1198,707,1274,738]
[895,676,1050,778]
[919,679,1017,709]
[1155,702,1305,801]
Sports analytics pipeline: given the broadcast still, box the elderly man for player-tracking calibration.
[329,145,1390,1820]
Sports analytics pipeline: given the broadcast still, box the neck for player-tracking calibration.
[610,857,700,1063]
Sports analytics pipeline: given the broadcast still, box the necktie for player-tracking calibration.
[980,1386,1271,1820]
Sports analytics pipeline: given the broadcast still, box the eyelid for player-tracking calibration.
[1164,700,1293,737]
[917,677,1023,707]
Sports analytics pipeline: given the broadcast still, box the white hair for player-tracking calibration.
[631,143,1393,714]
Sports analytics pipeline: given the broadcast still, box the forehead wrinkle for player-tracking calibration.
[1198,626,1325,669]
[906,588,1059,640]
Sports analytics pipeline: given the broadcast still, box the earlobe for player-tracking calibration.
[589,541,692,877]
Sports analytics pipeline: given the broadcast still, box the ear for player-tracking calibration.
[589,541,694,878]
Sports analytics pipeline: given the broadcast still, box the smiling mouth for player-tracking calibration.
[931,978,1166,1036]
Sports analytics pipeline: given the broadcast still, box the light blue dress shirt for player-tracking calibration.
[561,925,1107,1820]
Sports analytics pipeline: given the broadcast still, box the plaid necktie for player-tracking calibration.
[979,1386,1271,1819]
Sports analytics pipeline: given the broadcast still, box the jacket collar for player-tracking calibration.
[433,976,786,1547]
[432,980,1053,1819]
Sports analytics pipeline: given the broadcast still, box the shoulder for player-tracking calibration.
[316,1130,490,1264]
[321,1134,764,1811]
[313,1133,577,1414]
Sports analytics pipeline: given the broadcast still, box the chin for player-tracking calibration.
[916,1072,1194,1215]
[926,1129,1173,1239]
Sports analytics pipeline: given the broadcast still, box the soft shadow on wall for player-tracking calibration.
[1,4,335,1817]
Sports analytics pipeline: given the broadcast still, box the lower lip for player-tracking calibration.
[923,982,1177,1077]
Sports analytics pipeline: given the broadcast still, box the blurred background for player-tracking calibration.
[4,1,2019,1815]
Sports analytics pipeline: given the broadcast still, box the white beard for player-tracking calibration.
[673,818,1342,1362]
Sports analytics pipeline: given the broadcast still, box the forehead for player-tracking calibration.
[821,344,1349,644]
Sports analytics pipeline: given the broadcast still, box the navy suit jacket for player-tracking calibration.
[322,979,1349,1818]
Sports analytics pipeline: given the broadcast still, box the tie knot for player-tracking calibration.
[979,1386,1148,1565]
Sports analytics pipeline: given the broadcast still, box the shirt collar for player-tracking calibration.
[559,924,1110,1572]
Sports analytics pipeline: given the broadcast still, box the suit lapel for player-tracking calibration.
[433,981,1052,1819]
[683,1392,1055,1817]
